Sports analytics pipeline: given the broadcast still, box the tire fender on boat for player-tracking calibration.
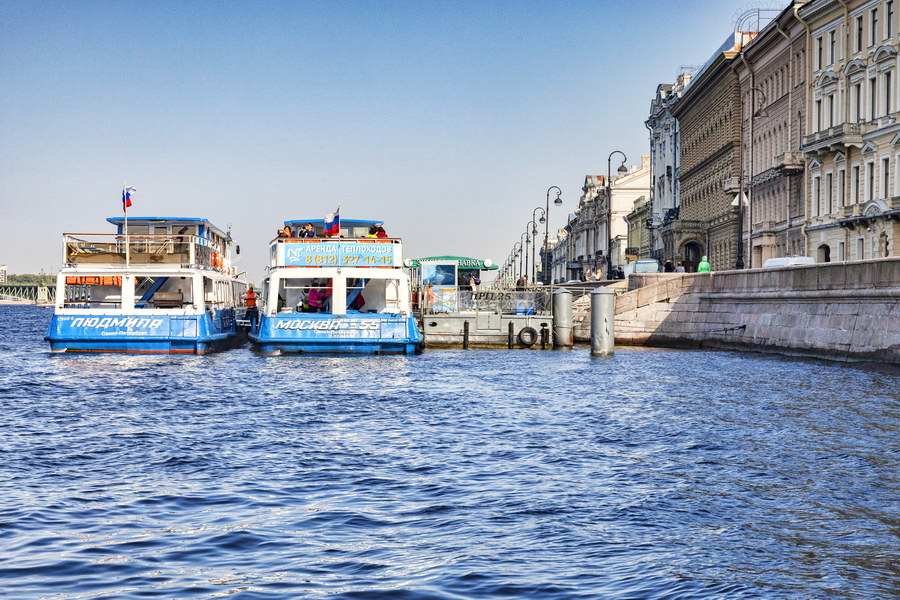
[517,326,538,347]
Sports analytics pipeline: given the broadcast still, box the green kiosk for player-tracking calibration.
[407,256,498,313]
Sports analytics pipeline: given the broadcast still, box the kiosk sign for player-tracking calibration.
[277,240,398,268]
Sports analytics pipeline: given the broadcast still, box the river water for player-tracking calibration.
[1,304,898,600]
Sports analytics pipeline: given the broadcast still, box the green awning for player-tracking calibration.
[409,256,498,270]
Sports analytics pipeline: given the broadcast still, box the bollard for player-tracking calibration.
[463,320,469,350]
[590,287,616,356]
[552,288,573,347]
[508,321,514,349]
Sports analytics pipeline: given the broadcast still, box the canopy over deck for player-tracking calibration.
[106,217,232,242]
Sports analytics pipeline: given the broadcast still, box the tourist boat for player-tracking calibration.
[45,217,246,354]
[250,218,423,354]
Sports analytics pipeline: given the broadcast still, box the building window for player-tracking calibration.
[838,241,845,261]
[890,1,895,38]
[871,77,878,118]
[872,8,879,46]
[853,164,861,203]
[838,168,846,208]
[867,162,875,201]
[816,36,823,70]
[827,94,835,127]
[815,98,823,131]
[857,15,864,51]
[813,176,821,217]
[857,237,865,260]
[830,30,836,64]
[883,157,890,198]
[854,82,863,121]
[826,172,834,214]
[886,71,893,114]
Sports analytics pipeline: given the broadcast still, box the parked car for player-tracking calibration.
[762,256,815,268]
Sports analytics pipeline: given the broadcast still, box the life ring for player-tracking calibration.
[517,326,538,347]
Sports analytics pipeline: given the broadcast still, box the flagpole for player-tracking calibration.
[124,184,130,270]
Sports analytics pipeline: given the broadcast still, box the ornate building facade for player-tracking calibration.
[645,72,692,262]
[799,0,900,262]
[734,5,808,267]
[671,32,757,271]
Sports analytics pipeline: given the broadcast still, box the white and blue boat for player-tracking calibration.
[250,218,423,355]
[45,217,245,354]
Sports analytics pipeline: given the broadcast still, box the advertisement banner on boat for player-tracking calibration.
[262,316,411,340]
[48,315,202,338]
[277,240,398,268]
[270,317,383,338]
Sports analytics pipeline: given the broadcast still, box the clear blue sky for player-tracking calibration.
[1,0,761,279]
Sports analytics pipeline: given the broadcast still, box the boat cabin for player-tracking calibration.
[64,217,234,271]
[58,217,240,313]
[261,218,412,318]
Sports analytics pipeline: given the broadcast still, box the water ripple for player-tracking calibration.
[0,305,898,599]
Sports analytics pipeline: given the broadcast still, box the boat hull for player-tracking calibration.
[250,313,423,355]
[45,311,239,355]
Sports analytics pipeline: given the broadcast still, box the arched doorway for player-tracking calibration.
[681,241,704,272]
[817,244,831,263]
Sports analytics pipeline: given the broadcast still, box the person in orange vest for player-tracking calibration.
[242,285,258,329]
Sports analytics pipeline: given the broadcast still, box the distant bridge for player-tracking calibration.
[0,284,56,304]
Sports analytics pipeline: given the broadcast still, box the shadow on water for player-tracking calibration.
[0,305,898,599]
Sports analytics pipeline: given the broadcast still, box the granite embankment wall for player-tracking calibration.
[573,258,900,364]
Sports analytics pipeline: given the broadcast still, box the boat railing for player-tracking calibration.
[413,287,551,315]
[63,233,229,271]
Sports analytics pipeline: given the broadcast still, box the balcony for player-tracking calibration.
[775,151,804,175]
[800,123,863,153]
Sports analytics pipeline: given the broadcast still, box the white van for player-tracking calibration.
[762,256,815,268]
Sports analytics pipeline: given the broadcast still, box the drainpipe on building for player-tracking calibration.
[795,2,812,256]
[739,52,756,268]
[837,0,850,261]
[644,118,654,260]
[775,17,793,255]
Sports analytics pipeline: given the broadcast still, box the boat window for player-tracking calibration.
[277,277,332,314]
[62,276,122,309]
[347,278,401,314]
[421,263,456,286]
[134,276,192,309]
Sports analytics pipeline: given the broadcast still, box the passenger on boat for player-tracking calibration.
[242,285,258,328]
[367,224,388,238]
[308,286,328,313]
[296,289,311,312]
[299,223,316,238]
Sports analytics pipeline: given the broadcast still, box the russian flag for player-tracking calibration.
[122,186,136,212]
[324,206,340,236]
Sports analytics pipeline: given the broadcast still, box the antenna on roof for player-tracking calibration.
[732,5,781,33]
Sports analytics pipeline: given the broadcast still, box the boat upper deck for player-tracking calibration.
[268,218,405,271]
[63,217,235,273]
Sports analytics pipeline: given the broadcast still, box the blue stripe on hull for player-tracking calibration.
[46,311,239,355]
[251,313,423,355]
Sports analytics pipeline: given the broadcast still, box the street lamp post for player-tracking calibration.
[522,228,532,285]
[607,151,628,277]
[513,242,522,280]
[530,209,544,284]
[736,86,768,269]
[544,186,562,284]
